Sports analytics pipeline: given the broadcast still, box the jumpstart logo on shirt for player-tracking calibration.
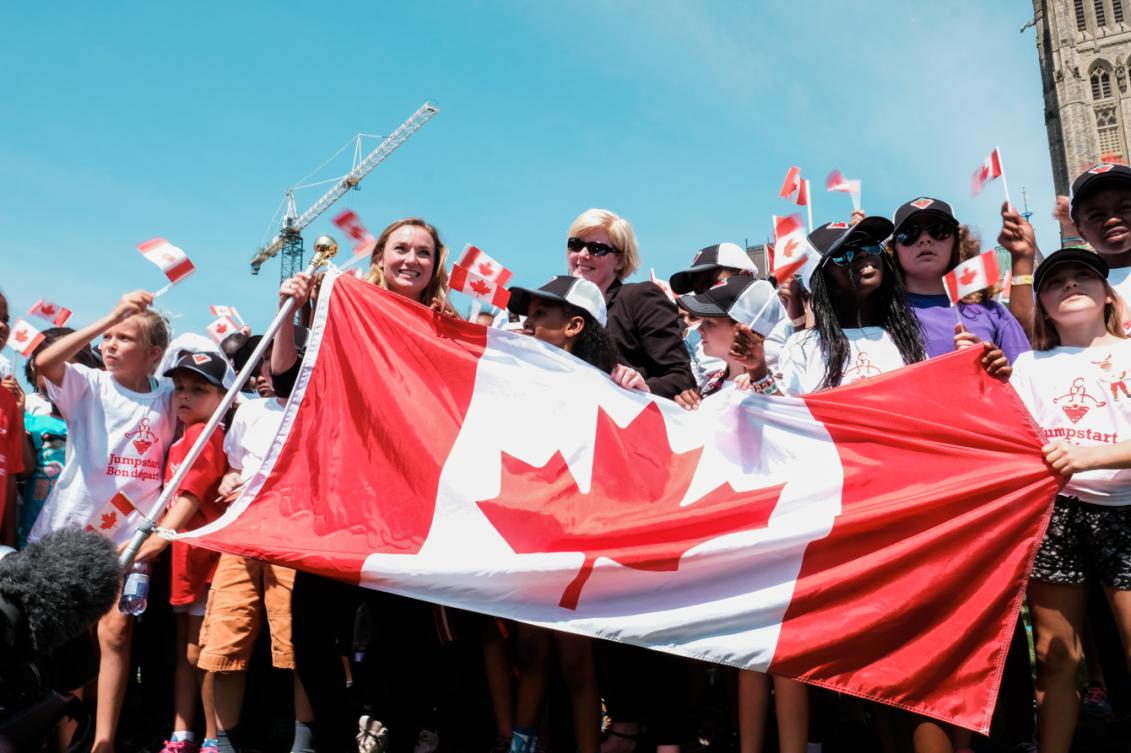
[106,417,162,481]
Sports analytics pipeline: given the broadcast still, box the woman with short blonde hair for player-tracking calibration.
[564,208,692,399]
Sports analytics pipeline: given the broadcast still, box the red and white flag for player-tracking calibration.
[206,316,238,343]
[181,270,1060,733]
[85,492,138,538]
[971,147,1004,197]
[944,250,1002,304]
[137,238,195,284]
[6,319,45,357]
[771,214,818,284]
[29,298,72,326]
[779,166,802,200]
[457,245,512,286]
[795,178,810,207]
[825,169,860,195]
[210,305,243,324]
[450,264,510,308]
[332,209,379,258]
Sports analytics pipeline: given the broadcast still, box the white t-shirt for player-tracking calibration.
[29,363,175,545]
[1011,337,1131,506]
[778,326,907,395]
[225,397,286,482]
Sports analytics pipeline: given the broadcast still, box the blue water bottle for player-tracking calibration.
[118,560,151,615]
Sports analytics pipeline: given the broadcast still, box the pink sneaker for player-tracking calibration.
[200,741,220,753]
[160,741,198,753]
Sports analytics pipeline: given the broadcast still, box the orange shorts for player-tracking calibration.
[197,554,296,672]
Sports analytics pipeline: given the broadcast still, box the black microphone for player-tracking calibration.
[0,528,120,662]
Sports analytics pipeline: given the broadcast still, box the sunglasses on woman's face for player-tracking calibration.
[828,243,885,267]
[895,222,954,246]
[567,237,621,257]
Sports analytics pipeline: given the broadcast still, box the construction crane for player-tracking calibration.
[250,100,439,278]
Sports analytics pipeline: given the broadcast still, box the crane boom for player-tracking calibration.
[250,100,439,273]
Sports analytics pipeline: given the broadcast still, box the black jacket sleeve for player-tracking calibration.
[617,283,695,399]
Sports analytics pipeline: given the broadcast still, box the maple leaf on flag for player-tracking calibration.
[40,304,55,315]
[478,403,785,609]
[478,261,494,276]
[960,267,978,286]
[216,323,228,334]
[469,279,492,296]
[13,330,27,344]
[781,238,799,258]
[100,511,117,530]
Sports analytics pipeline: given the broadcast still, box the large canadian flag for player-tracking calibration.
[181,270,1060,732]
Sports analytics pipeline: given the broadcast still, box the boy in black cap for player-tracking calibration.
[1070,163,1131,331]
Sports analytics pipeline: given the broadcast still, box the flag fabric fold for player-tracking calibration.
[180,269,1060,732]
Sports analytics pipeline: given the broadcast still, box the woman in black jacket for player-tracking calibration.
[564,208,694,399]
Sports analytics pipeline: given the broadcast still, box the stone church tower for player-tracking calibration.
[1034,0,1131,198]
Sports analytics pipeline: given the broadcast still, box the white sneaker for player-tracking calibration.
[357,715,389,753]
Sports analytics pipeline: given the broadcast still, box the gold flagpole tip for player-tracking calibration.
[312,235,339,268]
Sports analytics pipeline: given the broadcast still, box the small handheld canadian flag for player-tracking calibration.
[210,305,244,325]
[779,166,802,200]
[457,245,512,286]
[207,316,239,343]
[944,250,1002,305]
[332,209,379,258]
[771,214,818,288]
[137,238,195,285]
[85,492,138,537]
[450,264,511,308]
[826,169,862,211]
[971,147,1011,206]
[29,298,73,326]
[7,319,45,357]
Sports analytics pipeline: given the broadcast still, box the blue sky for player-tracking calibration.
[3,2,1056,372]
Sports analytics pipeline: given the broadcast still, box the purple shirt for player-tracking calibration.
[907,293,1031,364]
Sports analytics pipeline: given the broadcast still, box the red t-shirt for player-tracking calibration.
[0,388,26,523]
[165,423,227,606]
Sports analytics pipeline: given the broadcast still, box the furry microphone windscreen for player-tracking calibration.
[0,529,120,656]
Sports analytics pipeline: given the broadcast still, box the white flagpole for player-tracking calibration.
[152,282,173,298]
[805,179,814,230]
[119,246,339,569]
[997,146,1013,210]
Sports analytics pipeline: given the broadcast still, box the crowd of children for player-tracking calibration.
[7,162,1131,753]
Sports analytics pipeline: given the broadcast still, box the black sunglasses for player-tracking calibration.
[828,244,885,267]
[895,222,954,246]
[567,237,621,257]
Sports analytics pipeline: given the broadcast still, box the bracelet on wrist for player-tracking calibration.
[1010,274,1034,287]
[750,372,780,395]
[790,315,806,327]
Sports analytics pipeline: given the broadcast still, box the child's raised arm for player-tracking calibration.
[35,290,153,386]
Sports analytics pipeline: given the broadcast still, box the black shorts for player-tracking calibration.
[1031,495,1131,590]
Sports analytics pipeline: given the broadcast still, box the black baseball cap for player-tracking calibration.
[1033,247,1109,292]
[163,351,227,388]
[507,275,608,327]
[676,275,783,336]
[892,197,958,238]
[1070,163,1131,219]
[669,242,758,294]
[808,217,894,267]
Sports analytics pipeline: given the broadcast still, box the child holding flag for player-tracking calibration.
[132,351,233,753]
[29,289,176,753]
[1009,248,1131,753]
[886,197,1029,363]
[503,275,647,753]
